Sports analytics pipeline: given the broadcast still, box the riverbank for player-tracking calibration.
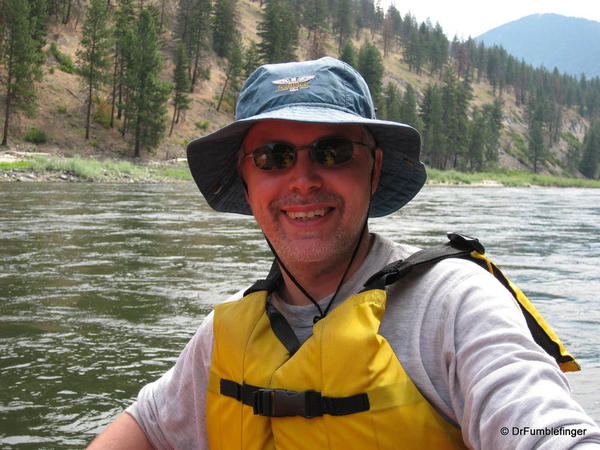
[0,152,191,183]
[426,169,600,188]
[1,152,600,187]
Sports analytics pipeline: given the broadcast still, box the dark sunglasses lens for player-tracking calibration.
[252,143,295,170]
[312,138,354,167]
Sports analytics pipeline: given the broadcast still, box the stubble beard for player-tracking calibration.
[264,193,368,277]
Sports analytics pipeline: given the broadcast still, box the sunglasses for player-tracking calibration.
[243,137,372,171]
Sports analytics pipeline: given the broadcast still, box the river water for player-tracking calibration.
[1,182,599,447]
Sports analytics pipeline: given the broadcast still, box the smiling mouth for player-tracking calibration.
[284,208,333,220]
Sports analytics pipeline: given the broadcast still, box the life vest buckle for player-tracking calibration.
[253,388,322,418]
[447,232,485,254]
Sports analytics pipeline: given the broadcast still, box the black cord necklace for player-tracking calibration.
[267,153,377,323]
[265,218,368,323]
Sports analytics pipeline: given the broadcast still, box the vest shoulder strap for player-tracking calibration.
[363,232,481,290]
[364,232,580,373]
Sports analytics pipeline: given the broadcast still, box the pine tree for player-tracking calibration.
[187,0,214,92]
[357,42,383,108]
[212,0,236,58]
[111,0,135,125]
[381,82,401,122]
[29,0,49,54]
[451,37,468,79]
[48,0,70,24]
[77,0,112,140]
[1,0,44,146]
[579,120,600,179]
[399,84,423,131]
[382,5,401,56]
[467,107,486,171]
[526,93,548,173]
[482,98,503,165]
[169,44,191,136]
[371,4,384,38]
[302,0,327,58]
[217,33,243,112]
[257,0,298,63]
[242,40,261,78]
[334,0,353,52]
[176,0,193,43]
[475,41,486,83]
[404,25,424,74]
[182,0,212,90]
[339,40,356,67]
[358,0,375,37]
[400,12,416,43]
[429,22,448,76]
[419,83,445,168]
[121,6,171,156]
[528,115,545,174]
[441,68,472,169]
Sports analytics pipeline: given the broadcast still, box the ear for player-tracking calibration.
[371,148,383,195]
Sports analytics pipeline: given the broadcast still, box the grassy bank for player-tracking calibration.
[0,155,193,182]
[1,155,600,187]
[426,168,600,188]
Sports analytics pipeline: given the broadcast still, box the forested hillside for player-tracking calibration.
[1,0,599,179]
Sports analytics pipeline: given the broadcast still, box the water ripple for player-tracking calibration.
[1,183,599,446]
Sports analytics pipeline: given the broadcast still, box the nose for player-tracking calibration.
[287,148,323,194]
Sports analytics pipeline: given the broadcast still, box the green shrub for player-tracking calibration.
[69,157,103,179]
[49,42,75,74]
[93,97,112,129]
[57,105,68,114]
[195,120,210,130]
[23,128,47,144]
[563,132,581,149]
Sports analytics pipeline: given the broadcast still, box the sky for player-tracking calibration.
[383,0,600,40]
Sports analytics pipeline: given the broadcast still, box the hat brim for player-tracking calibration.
[186,105,426,217]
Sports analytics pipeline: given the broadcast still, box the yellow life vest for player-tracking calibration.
[206,233,579,449]
[207,287,465,449]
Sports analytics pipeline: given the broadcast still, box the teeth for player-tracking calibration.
[286,209,327,220]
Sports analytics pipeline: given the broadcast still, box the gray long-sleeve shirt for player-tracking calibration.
[127,233,600,449]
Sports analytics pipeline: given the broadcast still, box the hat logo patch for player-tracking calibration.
[272,75,315,92]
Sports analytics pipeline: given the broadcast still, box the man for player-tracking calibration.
[89,57,600,449]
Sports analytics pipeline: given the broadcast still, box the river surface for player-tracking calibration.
[1,182,599,447]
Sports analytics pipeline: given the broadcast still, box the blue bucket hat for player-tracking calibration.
[186,57,426,217]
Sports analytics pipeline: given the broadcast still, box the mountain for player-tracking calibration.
[476,14,600,78]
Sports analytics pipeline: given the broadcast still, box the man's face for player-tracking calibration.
[239,120,382,272]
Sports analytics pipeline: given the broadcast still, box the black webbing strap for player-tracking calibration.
[242,261,301,355]
[243,260,282,296]
[220,379,261,406]
[266,306,301,356]
[220,378,369,418]
[363,233,485,290]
